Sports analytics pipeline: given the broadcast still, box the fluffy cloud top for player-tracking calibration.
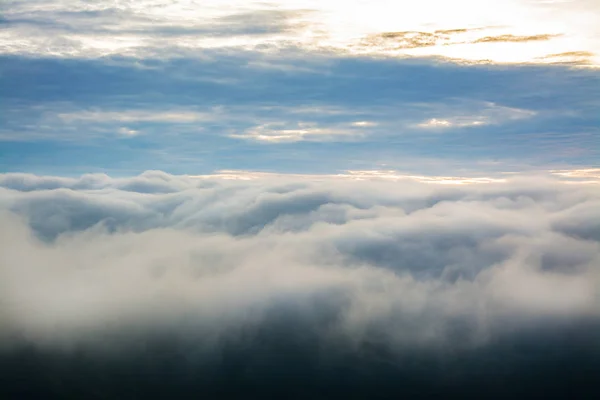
[1,171,599,397]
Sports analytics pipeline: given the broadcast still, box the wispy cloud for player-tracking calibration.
[1,0,598,66]
[117,127,140,136]
[56,110,213,123]
[550,168,600,184]
[229,120,374,143]
[474,34,560,43]
[413,102,537,130]
[416,118,486,128]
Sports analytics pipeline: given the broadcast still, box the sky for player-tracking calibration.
[1,1,600,398]
[1,0,599,177]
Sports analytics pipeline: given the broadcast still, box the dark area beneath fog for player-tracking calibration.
[2,320,600,399]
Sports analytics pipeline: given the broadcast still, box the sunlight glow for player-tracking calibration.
[2,0,599,66]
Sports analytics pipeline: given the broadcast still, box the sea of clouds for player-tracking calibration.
[1,170,599,397]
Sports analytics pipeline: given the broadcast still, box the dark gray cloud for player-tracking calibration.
[1,171,599,397]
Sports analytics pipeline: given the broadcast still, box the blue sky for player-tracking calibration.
[1,0,598,176]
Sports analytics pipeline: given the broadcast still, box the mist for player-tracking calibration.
[1,171,599,397]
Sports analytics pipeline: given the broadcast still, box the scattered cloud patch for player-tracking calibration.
[414,102,536,130]
[539,50,597,65]
[359,30,451,50]
[474,34,560,43]
[351,121,378,127]
[230,120,373,142]
[117,127,140,136]
[417,118,486,129]
[551,168,600,184]
[56,109,213,124]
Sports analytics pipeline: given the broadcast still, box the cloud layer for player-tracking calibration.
[1,171,599,397]
[2,0,599,65]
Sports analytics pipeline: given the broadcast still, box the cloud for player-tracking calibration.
[230,121,374,142]
[351,121,378,127]
[539,51,597,65]
[413,102,537,130]
[474,34,560,43]
[117,127,140,136]
[360,31,449,50]
[221,100,535,143]
[56,110,213,124]
[551,168,600,182]
[417,118,485,128]
[1,170,599,395]
[2,53,597,176]
[1,0,598,66]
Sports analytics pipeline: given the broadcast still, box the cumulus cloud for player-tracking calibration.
[1,171,599,397]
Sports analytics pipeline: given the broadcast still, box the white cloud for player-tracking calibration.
[2,0,599,65]
[1,107,221,141]
[551,168,600,181]
[417,118,486,128]
[1,170,599,354]
[351,121,378,127]
[230,121,372,142]
[56,109,213,124]
[117,127,140,136]
[414,102,537,129]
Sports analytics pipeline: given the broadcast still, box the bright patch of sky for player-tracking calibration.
[2,0,600,65]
